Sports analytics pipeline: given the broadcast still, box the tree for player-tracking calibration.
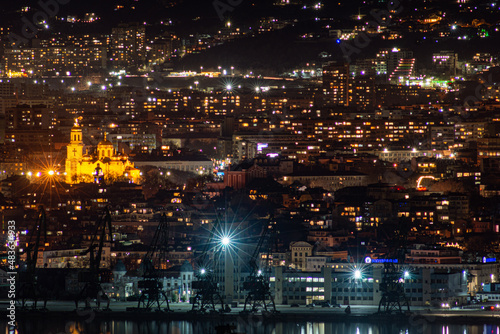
[141,167,178,199]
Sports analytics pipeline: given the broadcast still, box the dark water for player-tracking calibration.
[3,319,500,334]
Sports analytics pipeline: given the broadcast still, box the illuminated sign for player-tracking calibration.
[483,257,496,263]
[365,257,398,264]
[257,143,268,152]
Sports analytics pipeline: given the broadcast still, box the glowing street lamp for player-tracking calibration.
[221,236,230,246]
[226,84,232,91]
[354,269,362,280]
[404,271,410,279]
[47,170,55,176]
[200,268,206,275]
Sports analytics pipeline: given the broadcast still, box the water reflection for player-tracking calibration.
[4,320,500,334]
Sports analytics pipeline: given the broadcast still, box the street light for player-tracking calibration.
[403,270,412,305]
[349,267,362,308]
[354,269,362,280]
[221,236,230,246]
[200,268,206,275]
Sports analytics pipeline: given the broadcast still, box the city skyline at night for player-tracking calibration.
[1,0,500,333]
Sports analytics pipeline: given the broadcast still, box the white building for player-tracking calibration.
[133,157,214,175]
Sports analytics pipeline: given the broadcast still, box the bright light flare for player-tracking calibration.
[221,236,230,246]
[354,269,362,279]
[226,84,232,91]
[200,268,206,275]
[404,271,410,279]
[47,170,55,176]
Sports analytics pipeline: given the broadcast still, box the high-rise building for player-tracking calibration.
[5,104,56,130]
[388,58,415,84]
[348,76,376,110]
[377,48,414,82]
[3,36,107,77]
[110,22,146,69]
[322,63,350,106]
[433,51,458,76]
[323,63,375,109]
[354,58,388,77]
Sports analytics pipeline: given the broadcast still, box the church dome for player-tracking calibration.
[180,260,193,272]
[72,118,82,131]
[98,139,113,146]
[98,133,113,146]
[113,260,127,273]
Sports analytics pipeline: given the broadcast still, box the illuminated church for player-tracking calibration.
[65,122,140,184]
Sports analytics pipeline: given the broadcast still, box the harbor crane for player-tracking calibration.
[18,206,47,309]
[76,207,113,310]
[242,216,278,314]
[137,213,172,312]
[191,214,225,313]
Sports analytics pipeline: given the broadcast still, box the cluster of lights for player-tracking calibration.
[25,170,59,178]
[198,235,232,275]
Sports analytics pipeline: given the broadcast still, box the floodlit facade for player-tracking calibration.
[65,122,140,184]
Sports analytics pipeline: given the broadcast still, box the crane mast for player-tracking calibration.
[190,213,225,313]
[242,216,278,314]
[137,213,172,312]
[377,218,410,314]
[76,207,113,310]
[18,206,47,309]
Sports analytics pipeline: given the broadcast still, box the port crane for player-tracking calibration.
[137,213,172,312]
[75,207,112,310]
[377,218,410,314]
[17,206,47,309]
[242,216,278,313]
[191,214,225,313]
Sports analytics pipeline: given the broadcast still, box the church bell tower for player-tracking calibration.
[65,119,84,184]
